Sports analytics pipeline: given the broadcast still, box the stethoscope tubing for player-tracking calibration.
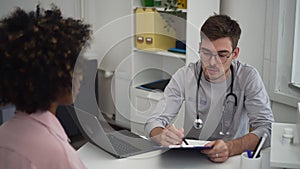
[194,64,237,131]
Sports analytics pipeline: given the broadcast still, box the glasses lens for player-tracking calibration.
[218,52,231,63]
[199,50,231,64]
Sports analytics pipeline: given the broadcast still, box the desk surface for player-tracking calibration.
[270,123,300,169]
[78,142,279,169]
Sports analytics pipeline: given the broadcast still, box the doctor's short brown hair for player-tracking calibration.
[201,14,241,50]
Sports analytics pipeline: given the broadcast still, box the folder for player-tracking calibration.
[135,8,176,51]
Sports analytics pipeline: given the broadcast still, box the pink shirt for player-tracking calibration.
[0,111,87,169]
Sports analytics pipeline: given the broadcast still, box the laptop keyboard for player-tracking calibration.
[107,134,142,155]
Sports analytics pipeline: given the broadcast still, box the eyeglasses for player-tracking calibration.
[199,49,234,64]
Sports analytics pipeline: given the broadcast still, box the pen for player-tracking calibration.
[171,124,187,145]
[246,149,252,158]
[252,133,268,158]
[252,136,262,157]
[183,138,189,145]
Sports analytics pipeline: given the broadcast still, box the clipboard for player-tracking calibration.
[155,139,213,150]
[156,145,213,150]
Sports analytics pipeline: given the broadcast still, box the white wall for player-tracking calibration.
[220,0,266,74]
[220,0,299,123]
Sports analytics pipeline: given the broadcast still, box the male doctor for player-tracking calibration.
[144,14,274,162]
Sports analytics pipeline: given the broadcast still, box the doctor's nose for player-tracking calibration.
[208,55,220,66]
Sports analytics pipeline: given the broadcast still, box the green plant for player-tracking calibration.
[162,0,186,32]
[163,0,182,16]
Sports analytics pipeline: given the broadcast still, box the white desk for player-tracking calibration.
[78,142,280,169]
[270,123,300,169]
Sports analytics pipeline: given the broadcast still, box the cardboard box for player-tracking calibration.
[135,8,176,51]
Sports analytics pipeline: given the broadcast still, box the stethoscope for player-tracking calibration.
[193,64,237,136]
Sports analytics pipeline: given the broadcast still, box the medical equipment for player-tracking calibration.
[193,65,237,136]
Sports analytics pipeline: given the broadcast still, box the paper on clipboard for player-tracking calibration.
[157,139,213,150]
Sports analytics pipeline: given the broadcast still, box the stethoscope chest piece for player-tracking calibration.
[194,64,237,131]
[193,118,203,129]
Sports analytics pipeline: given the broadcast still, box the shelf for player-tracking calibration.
[133,6,187,13]
[132,0,187,13]
[157,7,187,13]
[134,48,186,60]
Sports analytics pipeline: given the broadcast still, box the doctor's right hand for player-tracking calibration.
[149,124,184,146]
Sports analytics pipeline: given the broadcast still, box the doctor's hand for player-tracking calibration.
[150,124,184,146]
[201,139,230,163]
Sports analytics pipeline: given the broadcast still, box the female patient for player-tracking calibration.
[0,5,91,169]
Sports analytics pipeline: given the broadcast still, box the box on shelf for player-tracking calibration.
[141,0,154,7]
[135,7,176,51]
[154,0,162,7]
[177,0,187,9]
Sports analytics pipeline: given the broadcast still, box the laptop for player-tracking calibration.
[72,59,210,158]
[71,59,159,158]
[73,107,159,158]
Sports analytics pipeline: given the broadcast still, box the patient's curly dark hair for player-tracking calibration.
[0,5,91,114]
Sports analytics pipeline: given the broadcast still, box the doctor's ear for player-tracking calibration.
[232,47,240,60]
